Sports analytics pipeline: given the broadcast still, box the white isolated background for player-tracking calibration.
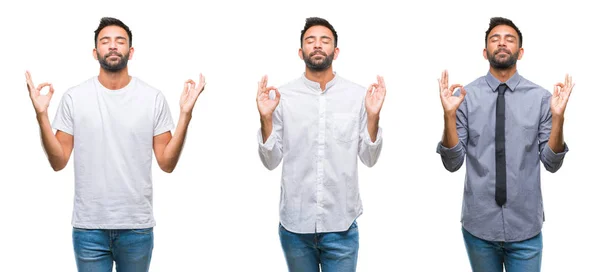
[0,0,597,271]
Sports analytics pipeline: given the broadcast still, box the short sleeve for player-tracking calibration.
[52,93,74,135]
[154,92,175,136]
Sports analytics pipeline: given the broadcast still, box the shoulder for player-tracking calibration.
[337,76,366,94]
[62,77,96,97]
[464,76,487,92]
[132,77,163,96]
[517,76,551,99]
[278,77,303,94]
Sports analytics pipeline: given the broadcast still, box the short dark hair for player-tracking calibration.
[94,17,132,47]
[485,17,522,48]
[300,17,338,47]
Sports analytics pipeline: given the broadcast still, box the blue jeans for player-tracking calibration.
[462,227,543,272]
[72,227,154,272]
[279,221,359,272]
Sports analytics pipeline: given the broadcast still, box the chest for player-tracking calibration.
[72,92,155,137]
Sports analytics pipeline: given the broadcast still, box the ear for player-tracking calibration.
[483,48,488,60]
[128,47,135,60]
[333,47,340,60]
[298,48,304,60]
[93,48,98,60]
[517,47,524,60]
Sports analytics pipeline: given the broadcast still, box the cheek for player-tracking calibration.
[96,46,107,55]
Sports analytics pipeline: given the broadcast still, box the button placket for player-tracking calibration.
[316,92,326,232]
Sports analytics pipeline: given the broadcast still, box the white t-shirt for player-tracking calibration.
[52,76,174,229]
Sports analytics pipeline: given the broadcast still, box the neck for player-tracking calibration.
[305,67,335,91]
[98,67,131,90]
[489,65,517,83]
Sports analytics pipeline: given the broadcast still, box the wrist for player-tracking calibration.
[260,114,273,123]
[552,114,564,124]
[36,111,48,120]
[367,113,380,122]
[179,110,192,120]
[444,111,457,120]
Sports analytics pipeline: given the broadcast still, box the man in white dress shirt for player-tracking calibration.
[256,17,386,272]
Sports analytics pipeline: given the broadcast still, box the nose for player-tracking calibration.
[108,40,118,50]
[313,39,323,49]
[498,38,507,47]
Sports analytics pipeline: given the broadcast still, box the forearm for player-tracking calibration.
[260,115,273,144]
[257,114,283,170]
[37,113,66,171]
[547,116,565,153]
[358,124,383,168]
[442,112,459,148]
[437,112,466,172]
[161,112,192,172]
[367,113,379,143]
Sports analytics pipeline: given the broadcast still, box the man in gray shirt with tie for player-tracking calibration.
[436,17,573,272]
[256,17,385,272]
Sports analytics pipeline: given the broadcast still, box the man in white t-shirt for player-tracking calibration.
[25,17,204,272]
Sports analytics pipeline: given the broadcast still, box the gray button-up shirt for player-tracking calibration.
[258,73,383,234]
[437,71,568,242]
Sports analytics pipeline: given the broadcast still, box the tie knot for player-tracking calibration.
[497,84,508,95]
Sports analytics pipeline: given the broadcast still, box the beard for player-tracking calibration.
[302,50,334,72]
[487,48,519,70]
[97,51,129,72]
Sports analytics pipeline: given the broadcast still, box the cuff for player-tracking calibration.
[257,128,276,150]
[436,141,462,158]
[542,142,569,163]
[363,126,383,146]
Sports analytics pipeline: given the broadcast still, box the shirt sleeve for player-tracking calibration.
[52,92,74,135]
[538,92,568,173]
[154,92,175,136]
[257,104,284,170]
[358,97,383,167]
[436,96,468,172]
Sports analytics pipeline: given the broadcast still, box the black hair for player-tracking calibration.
[94,17,132,47]
[300,17,338,47]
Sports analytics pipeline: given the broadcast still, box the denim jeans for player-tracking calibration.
[72,227,154,272]
[462,227,543,272]
[279,221,359,272]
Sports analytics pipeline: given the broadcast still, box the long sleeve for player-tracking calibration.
[538,93,569,173]
[358,99,383,167]
[257,105,284,170]
[436,98,468,172]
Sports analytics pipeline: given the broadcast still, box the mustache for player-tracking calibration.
[494,48,512,55]
[310,50,328,57]
[104,52,123,58]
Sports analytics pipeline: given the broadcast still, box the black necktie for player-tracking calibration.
[495,84,508,206]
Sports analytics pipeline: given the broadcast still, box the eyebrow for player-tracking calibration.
[99,36,127,41]
[489,33,517,40]
[304,35,332,41]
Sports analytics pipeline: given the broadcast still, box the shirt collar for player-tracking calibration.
[485,70,522,92]
[302,72,338,93]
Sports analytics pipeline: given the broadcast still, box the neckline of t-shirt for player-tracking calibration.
[95,76,135,94]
